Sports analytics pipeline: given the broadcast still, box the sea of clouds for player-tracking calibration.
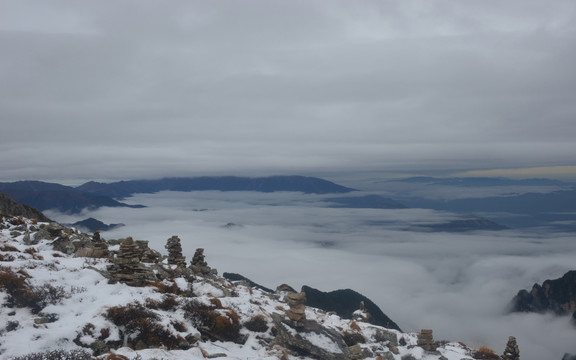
[47,190,576,360]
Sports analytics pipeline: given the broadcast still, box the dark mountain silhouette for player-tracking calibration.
[70,218,124,232]
[389,176,568,187]
[77,176,355,199]
[0,181,144,214]
[0,192,51,222]
[222,273,401,331]
[302,285,401,331]
[419,215,508,232]
[429,189,576,214]
[326,194,405,209]
[510,270,576,319]
[223,272,274,293]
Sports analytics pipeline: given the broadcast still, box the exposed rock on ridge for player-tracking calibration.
[510,270,576,322]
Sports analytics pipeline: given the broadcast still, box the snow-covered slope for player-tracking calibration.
[0,215,489,359]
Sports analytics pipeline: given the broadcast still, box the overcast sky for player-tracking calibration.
[1,0,576,182]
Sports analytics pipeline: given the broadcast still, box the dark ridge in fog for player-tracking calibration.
[77,176,355,198]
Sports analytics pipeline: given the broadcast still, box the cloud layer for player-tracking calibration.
[1,1,576,181]
[47,190,576,359]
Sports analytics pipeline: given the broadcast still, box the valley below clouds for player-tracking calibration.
[46,190,576,360]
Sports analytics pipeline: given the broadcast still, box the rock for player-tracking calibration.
[376,352,395,360]
[373,328,398,346]
[271,313,350,360]
[417,329,437,352]
[348,344,362,359]
[510,270,576,316]
[501,336,520,360]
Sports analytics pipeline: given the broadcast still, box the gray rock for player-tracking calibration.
[271,313,350,360]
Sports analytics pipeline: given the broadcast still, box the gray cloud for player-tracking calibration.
[1,0,576,181]
[46,190,576,359]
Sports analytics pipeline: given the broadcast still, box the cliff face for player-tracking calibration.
[0,192,51,222]
[510,270,576,318]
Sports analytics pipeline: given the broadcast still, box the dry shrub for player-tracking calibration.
[148,280,182,295]
[105,302,183,350]
[171,320,188,332]
[213,310,241,341]
[244,314,268,333]
[158,295,179,311]
[349,321,361,332]
[1,244,19,252]
[209,297,223,308]
[0,267,39,312]
[10,349,93,360]
[473,345,500,359]
[0,253,15,261]
[104,354,129,360]
[182,299,241,342]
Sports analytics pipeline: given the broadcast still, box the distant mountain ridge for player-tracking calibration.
[0,181,144,214]
[0,176,355,214]
[302,285,402,331]
[389,176,569,187]
[77,175,355,198]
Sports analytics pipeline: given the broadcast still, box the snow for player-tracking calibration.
[0,216,476,360]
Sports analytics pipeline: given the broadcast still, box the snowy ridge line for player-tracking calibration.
[0,214,510,359]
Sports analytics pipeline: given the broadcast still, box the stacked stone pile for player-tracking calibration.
[353,301,372,322]
[135,240,161,263]
[165,236,186,268]
[90,230,109,258]
[189,248,216,275]
[501,336,520,360]
[107,237,155,286]
[417,329,437,352]
[286,292,307,327]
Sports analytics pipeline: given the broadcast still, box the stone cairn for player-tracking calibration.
[417,329,437,352]
[107,237,154,286]
[286,292,307,328]
[135,240,160,263]
[501,336,520,360]
[165,235,186,268]
[91,230,109,258]
[353,301,372,322]
[189,248,215,275]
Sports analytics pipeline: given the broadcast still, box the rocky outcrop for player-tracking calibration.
[271,313,350,360]
[0,192,51,222]
[501,336,519,360]
[302,285,401,331]
[510,270,576,320]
